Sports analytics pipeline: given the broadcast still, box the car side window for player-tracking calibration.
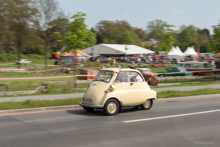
[115,71,129,83]
[174,68,179,72]
[128,71,144,82]
[167,68,173,71]
[193,64,199,68]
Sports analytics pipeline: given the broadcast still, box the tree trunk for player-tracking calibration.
[74,49,77,88]
[17,40,22,69]
[45,46,48,67]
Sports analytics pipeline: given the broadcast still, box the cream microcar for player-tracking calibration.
[79,67,157,115]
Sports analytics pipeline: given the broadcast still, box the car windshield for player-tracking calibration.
[142,69,152,73]
[94,70,114,83]
[179,68,187,72]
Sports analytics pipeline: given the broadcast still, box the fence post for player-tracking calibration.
[35,65,38,73]
[26,64,29,73]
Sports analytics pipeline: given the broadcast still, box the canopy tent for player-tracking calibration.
[176,46,185,56]
[167,46,184,62]
[81,44,155,57]
[184,47,197,56]
[60,50,91,62]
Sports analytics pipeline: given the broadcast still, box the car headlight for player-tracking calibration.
[109,85,115,91]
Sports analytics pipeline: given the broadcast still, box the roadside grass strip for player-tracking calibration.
[123,109,220,123]
[157,88,220,99]
[0,98,82,110]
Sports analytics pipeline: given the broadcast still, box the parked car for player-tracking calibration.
[136,68,154,76]
[79,67,157,115]
[179,61,215,76]
[15,59,31,65]
[157,66,193,77]
[150,60,165,67]
[78,69,99,80]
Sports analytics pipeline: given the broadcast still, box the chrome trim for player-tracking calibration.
[79,102,103,108]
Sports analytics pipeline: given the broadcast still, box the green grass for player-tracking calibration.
[158,81,220,88]
[0,78,89,91]
[157,88,220,99]
[0,98,82,110]
[0,90,86,98]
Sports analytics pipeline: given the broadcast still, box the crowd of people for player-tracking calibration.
[89,54,220,69]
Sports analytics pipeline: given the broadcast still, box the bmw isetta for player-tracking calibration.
[79,67,158,115]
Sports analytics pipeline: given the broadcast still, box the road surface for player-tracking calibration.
[0,96,219,147]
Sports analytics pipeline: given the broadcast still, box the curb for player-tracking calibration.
[0,105,82,115]
[0,94,220,115]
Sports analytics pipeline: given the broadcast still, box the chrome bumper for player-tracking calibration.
[79,102,103,108]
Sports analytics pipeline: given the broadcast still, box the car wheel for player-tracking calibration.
[83,106,94,112]
[159,74,164,77]
[104,99,119,116]
[141,99,153,110]
[194,73,199,76]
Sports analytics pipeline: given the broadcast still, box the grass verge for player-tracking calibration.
[157,88,220,99]
[0,98,82,110]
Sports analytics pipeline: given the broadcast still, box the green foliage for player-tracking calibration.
[146,19,167,40]
[93,20,144,45]
[157,24,176,53]
[178,25,198,44]
[56,12,96,51]
[0,53,44,62]
[209,21,220,53]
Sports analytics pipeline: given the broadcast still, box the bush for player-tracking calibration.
[0,53,45,62]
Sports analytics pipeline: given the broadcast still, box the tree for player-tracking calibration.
[55,12,96,88]
[0,0,40,68]
[146,19,167,41]
[157,24,176,53]
[178,25,198,44]
[93,20,143,45]
[208,21,220,53]
[36,0,67,66]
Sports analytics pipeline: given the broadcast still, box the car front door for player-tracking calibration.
[114,71,148,106]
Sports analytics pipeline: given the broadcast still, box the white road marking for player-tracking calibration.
[123,109,220,123]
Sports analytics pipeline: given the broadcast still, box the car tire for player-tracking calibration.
[141,99,153,110]
[83,106,94,112]
[104,99,119,116]
[194,73,199,76]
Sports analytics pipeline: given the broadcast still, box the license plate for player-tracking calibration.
[83,98,92,103]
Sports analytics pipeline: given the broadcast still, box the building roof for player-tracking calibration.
[81,44,155,56]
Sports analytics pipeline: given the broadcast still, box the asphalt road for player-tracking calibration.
[0,96,220,147]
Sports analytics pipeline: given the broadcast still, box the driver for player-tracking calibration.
[115,72,128,82]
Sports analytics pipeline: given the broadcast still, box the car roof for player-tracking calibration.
[136,68,151,70]
[101,67,140,72]
[169,66,183,68]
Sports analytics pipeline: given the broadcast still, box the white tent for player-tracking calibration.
[81,44,155,57]
[176,46,185,56]
[184,47,197,56]
[167,46,184,62]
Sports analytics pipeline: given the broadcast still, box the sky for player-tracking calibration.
[57,0,220,34]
